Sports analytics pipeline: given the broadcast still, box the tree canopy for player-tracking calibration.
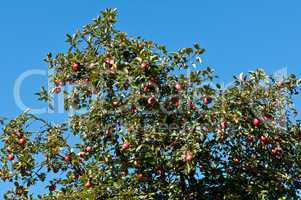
[1,8,301,200]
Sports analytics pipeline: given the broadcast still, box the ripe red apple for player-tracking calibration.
[130,106,137,113]
[71,63,80,72]
[63,154,71,162]
[260,135,269,145]
[175,83,182,90]
[252,118,261,127]
[7,154,14,161]
[143,85,150,92]
[53,87,61,94]
[183,151,193,162]
[147,96,156,106]
[271,147,281,156]
[122,142,129,150]
[18,138,26,145]
[221,121,228,129]
[85,146,92,153]
[203,97,212,105]
[139,62,149,70]
[85,180,93,188]
[189,101,196,110]
[233,157,240,165]
[247,135,254,143]
[171,96,180,107]
[78,151,86,158]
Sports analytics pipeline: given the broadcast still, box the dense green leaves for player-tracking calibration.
[1,8,301,200]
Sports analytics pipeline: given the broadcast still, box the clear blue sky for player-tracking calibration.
[1,0,301,196]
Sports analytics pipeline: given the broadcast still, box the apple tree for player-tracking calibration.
[1,8,301,200]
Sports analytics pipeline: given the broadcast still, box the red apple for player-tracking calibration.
[171,96,180,107]
[233,158,240,165]
[85,180,93,188]
[247,135,254,143]
[221,121,228,129]
[7,154,14,161]
[271,147,281,156]
[63,154,71,162]
[104,58,112,66]
[18,138,26,145]
[122,142,129,150]
[139,62,149,70]
[175,83,182,90]
[53,87,61,94]
[203,97,212,105]
[78,151,86,158]
[143,85,150,92]
[189,101,196,110]
[260,135,269,145]
[252,118,261,127]
[147,96,156,106]
[72,63,80,71]
[183,151,193,162]
[85,146,92,153]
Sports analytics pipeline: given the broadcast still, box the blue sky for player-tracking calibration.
[1,0,301,196]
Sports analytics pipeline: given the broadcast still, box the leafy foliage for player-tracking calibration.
[1,8,301,200]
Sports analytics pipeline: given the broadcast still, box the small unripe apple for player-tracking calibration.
[122,142,129,150]
[85,146,92,153]
[78,151,86,158]
[7,154,14,161]
[260,135,269,145]
[139,62,149,70]
[18,138,26,145]
[72,63,80,72]
[85,180,93,188]
[252,118,261,127]
[53,87,61,94]
[203,97,212,105]
[175,83,182,90]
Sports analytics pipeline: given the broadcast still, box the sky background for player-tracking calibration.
[0,0,301,196]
